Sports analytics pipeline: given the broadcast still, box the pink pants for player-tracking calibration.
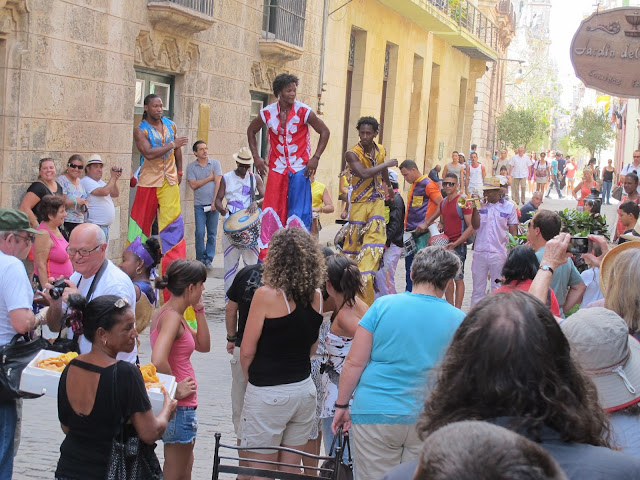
[471,250,507,306]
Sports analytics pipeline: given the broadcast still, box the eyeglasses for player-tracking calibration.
[633,156,640,159]
[66,245,101,257]
[442,182,456,187]
[114,298,129,309]
[68,163,83,170]
[14,233,35,243]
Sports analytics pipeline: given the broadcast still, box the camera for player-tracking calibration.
[568,237,590,255]
[111,167,123,173]
[49,279,70,300]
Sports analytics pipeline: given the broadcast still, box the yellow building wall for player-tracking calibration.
[319,0,485,198]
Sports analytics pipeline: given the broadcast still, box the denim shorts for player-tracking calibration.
[162,406,198,444]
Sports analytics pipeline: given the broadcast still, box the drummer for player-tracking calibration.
[214,147,265,295]
[399,160,443,292]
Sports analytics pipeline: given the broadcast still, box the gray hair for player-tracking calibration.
[413,420,568,480]
[411,246,460,290]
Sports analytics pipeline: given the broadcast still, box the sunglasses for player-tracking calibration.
[442,182,456,187]
[68,163,83,170]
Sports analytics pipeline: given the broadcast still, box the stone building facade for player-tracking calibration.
[1,0,505,258]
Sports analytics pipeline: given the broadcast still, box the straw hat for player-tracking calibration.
[85,154,103,166]
[233,147,254,166]
[599,241,640,294]
[481,176,502,190]
[561,307,640,412]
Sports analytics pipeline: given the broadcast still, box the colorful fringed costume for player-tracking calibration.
[128,117,186,302]
[343,142,387,305]
[258,100,313,260]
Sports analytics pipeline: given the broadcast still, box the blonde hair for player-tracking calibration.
[604,249,640,334]
[262,228,326,307]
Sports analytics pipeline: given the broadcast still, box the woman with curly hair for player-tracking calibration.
[381,290,640,480]
[240,227,326,475]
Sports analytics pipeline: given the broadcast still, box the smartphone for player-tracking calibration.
[568,237,590,255]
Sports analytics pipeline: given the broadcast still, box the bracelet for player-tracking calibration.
[226,334,237,342]
[73,197,77,208]
[34,312,45,328]
[334,402,349,409]
[193,307,205,314]
[177,170,183,176]
[312,154,320,160]
[170,141,176,149]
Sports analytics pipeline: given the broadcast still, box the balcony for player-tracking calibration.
[147,0,214,36]
[378,0,499,61]
[259,0,306,64]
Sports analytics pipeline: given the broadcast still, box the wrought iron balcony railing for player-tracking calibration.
[427,0,499,51]
[262,0,307,48]
[163,0,213,17]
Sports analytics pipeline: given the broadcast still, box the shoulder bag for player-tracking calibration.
[321,427,353,480]
[612,184,623,202]
[106,362,162,480]
[0,333,50,402]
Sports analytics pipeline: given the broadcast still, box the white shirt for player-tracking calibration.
[81,176,115,226]
[621,163,640,194]
[0,251,33,345]
[509,154,531,178]
[580,267,603,308]
[69,260,137,363]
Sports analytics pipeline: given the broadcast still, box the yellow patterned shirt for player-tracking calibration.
[348,142,386,204]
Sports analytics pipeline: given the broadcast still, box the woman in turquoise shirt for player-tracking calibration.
[332,246,465,480]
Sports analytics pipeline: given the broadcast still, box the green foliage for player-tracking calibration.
[497,106,546,150]
[556,135,588,158]
[569,108,616,157]
[558,208,609,238]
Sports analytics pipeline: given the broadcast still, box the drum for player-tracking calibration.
[223,208,261,249]
[428,223,450,247]
[402,232,416,258]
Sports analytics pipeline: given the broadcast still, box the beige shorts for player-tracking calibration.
[241,376,316,448]
[230,346,247,437]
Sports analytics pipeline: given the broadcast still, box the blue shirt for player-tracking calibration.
[351,292,465,423]
[551,159,558,176]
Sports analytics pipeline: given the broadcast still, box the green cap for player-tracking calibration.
[0,209,43,234]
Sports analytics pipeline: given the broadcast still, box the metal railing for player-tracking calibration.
[262,0,307,48]
[160,0,214,17]
[426,0,499,51]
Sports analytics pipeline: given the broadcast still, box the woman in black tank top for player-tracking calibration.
[239,228,327,475]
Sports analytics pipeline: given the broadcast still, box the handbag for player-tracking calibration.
[321,427,353,480]
[0,333,50,402]
[106,362,162,480]
[612,185,623,201]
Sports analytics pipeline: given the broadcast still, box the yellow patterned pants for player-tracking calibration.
[343,200,386,305]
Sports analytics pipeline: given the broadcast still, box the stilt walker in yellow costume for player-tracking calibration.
[343,117,398,305]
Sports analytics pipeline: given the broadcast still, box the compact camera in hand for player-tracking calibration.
[49,279,70,300]
[111,167,123,173]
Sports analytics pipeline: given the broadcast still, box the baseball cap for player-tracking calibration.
[0,209,43,235]
[561,307,640,412]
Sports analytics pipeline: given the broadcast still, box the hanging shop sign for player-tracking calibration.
[571,7,640,98]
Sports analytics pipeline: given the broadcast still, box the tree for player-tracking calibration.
[496,106,546,150]
[570,107,616,158]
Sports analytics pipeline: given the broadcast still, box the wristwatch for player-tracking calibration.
[539,264,554,274]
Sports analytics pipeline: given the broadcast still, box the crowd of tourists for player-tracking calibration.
[4,71,640,480]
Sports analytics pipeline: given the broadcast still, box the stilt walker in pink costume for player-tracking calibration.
[247,73,330,260]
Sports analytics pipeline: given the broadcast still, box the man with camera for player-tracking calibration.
[43,223,136,363]
[0,209,57,478]
[526,210,585,315]
[80,154,120,243]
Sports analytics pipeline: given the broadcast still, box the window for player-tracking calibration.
[262,0,307,48]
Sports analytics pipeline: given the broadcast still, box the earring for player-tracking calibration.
[104,339,107,347]
[135,266,143,274]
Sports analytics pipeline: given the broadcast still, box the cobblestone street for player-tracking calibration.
[12,194,616,479]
